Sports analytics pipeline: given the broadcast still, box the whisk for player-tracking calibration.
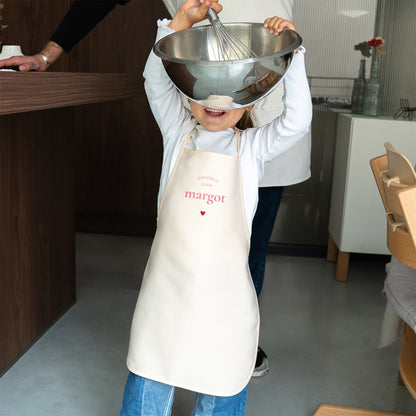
[206,8,257,61]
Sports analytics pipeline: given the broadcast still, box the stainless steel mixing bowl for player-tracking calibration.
[153,23,302,109]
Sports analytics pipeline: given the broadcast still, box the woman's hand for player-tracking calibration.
[0,54,48,71]
[169,0,223,32]
[264,16,296,34]
[0,41,63,71]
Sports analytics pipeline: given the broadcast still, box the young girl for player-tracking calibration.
[120,0,312,415]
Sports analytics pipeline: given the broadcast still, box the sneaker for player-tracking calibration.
[252,347,269,377]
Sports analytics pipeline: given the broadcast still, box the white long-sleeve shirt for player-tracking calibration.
[144,19,312,233]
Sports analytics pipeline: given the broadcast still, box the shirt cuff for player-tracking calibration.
[156,18,176,41]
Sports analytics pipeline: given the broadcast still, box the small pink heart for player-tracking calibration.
[200,211,206,216]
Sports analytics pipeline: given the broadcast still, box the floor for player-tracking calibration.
[1,233,416,416]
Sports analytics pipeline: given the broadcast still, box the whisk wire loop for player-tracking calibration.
[207,9,257,61]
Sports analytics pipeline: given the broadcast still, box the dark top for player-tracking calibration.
[50,0,131,52]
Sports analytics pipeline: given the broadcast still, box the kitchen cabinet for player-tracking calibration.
[0,72,140,375]
[328,113,416,281]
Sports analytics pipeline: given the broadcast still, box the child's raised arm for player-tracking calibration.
[247,17,311,162]
[169,0,223,31]
[144,0,223,142]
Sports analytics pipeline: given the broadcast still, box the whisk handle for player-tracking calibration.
[207,8,219,24]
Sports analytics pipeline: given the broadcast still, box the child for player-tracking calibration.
[120,0,312,414]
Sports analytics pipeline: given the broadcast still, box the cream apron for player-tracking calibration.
[126,130,259,396]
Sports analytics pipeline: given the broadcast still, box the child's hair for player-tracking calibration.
[236,109,254,130]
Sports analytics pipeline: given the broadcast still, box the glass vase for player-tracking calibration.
[362,52,383,117]
[351,59,366,114]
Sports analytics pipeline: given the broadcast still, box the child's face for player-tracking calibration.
[189,101,251,132]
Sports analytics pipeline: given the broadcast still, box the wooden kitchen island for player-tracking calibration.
[0,72,141,375]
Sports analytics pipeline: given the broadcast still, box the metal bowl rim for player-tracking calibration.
[153,24,302,65]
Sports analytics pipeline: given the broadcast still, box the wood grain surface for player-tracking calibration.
[0,72,142,115]
[0,108,75,374]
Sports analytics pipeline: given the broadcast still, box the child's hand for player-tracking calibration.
[169,0,223,32]
[263,16,296,34]
[264,16,298,53]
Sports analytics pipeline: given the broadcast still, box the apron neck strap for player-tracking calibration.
[234,128,242,157]
[183,128,196,149]
[183,127,242,157]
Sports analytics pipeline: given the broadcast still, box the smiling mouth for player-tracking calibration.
[205,107,226,117]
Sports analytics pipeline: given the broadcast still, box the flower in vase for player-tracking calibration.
[362,36,386,117]
[368,37,386,55]
[352,36,386,116]
[355,37,386,57]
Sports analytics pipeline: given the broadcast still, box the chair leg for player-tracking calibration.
[327,235,350,282]
[336,251,350,282]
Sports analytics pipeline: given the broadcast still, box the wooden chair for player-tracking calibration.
[369,142,416,403]
[373,142,416,400]
[370,142,416,268]
[313,404,413,416]
[400,323,416,400]
[313,143,416,415]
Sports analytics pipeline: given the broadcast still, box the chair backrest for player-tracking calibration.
[370,142,416,268]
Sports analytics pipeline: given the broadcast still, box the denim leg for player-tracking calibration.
[249,186,284,296]
[120,372,175,416]
[191,386,247,416]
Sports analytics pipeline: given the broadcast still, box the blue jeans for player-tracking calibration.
[120,372,248,416]
[249,186,284,296]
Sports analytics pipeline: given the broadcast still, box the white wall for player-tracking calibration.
[293,0,377,79]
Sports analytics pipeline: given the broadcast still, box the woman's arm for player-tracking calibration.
[50,0,131,53]
[0,0,130,71]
